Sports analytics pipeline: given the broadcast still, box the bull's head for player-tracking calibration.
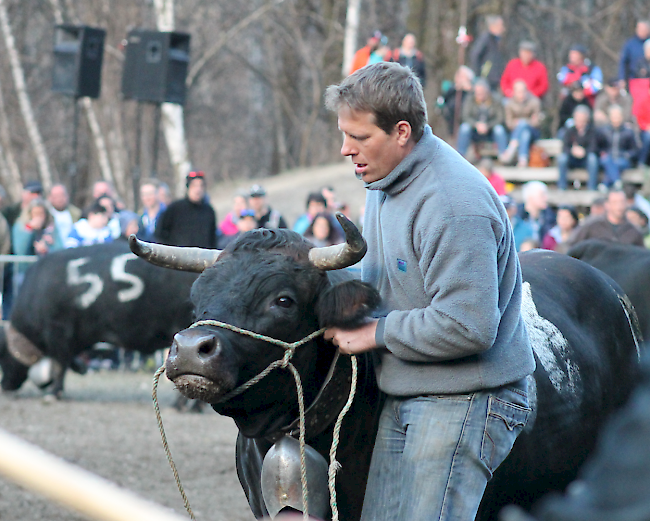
[130,213,379,437]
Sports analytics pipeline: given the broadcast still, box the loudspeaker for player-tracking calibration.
[52,25,106,98]
[121,29,191,105]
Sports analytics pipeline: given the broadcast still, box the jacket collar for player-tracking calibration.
[364,125,437,196]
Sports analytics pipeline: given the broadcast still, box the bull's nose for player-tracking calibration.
[172,329,221,360]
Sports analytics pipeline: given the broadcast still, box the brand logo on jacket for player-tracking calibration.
[397,259,407,272]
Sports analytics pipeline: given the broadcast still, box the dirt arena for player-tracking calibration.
[0,370,256,521]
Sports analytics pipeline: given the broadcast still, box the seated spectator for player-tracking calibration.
[516,181,556,244]
[500,41,549,99]
[594,105,638,189]
[557,105,599,190]
[65,202,113,248]
[557,82,592,136]
[138,179,166,243]
[568,189,644,246]
[303,212,343,247]
[557,44,604,104]
[441,65,475,135]
[542,205,579,254]
[632,39,650,79]
[477,157,507,195]
[219,209,258,248]
[218,191,249,238]
[293,192,327,235]
[501,80,542,167]
[593,78,634,126]
[456,78,508,158]
[392,33,426,87]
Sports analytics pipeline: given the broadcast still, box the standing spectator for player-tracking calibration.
[349,31,383,75]
[593,78,634,126]
[158,182,172,207]
[557,82,592,135]
[477,157,507,195]
[501,80,542,167]
[594,105,638,189]
[65,202,113,248]
[557,105,599,190]
[368,35,391,65]
[46,183,81,243]
[324,62,534,521]
[516,180,556,244]
[248,184,287,229]
[392,33,426,87]
[500,41,549,99]
[456,78,508,158]
[320,185,338,210]
[218,209,258,248]
[568,189,644,246]
[96,195,121,239]
[541,206,579,254]
[441,65,475,135]
[91,180,125,211]
[632,39,650,79]
[619,20,650,85]
[155,171,217,248]
[3,180,43,228]
[634,82,650,166]
[303,212,343,247]
[293,192,327,235]
[137,179,166,242]
[469,14,507,91]
[557,44,604,104]
[218,191,249,238]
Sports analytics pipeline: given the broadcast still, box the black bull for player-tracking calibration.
[128,220,642,521]
[0,241,197,396]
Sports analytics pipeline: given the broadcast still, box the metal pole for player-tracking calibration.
[68,97,80,201]
[151,102,161,178]
[132,102,143,213]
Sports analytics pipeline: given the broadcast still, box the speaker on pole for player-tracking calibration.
[52,25,106,99]
[121,29,191,105]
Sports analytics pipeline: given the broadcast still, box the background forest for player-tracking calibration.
[0,0,647,207]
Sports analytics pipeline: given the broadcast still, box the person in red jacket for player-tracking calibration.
[500,41,549,99]
[349,31,383,75]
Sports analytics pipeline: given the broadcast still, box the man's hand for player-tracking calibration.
[324,319,379,355]
[475,122,489,135]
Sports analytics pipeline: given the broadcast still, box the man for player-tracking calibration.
[137,178,166,242]
[502,80,542,167]
[593,77,634,126]
[248,184,287,229]
[3,180,43,227]
[456,78,508,158]
[349,31,383,75]
[568,189,644,247]
[516,181,556,244]
[323,62,534,521]
[557,44,603,104]
[155,171,217,248]
[470,14,506,91]
[594,104,638,189]
[392,33,426,87]
[500,41,549,99]
[618,19,650,85]
[557,105,599,190]
[47,183,81,242]
[91,180,125,211]
[441,65,475,135]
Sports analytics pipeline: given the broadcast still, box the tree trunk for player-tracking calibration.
[342,0,361,77]
[0,0,53,191]
[0,77,22,201]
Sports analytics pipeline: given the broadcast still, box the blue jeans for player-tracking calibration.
[509,121,540,162]
[557,152,599,190]
[360,381,531,521]
[456,122,508,157]
[600,154,632,187]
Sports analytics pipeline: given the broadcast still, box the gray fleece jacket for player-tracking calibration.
[362,126,535,396]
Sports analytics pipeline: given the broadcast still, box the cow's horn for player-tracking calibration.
[128,235,222,273]
[308,212,367,270]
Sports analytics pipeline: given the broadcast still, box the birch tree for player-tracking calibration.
[342,0,361,76]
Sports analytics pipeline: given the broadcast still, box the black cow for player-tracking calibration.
[0,241,197,397]
[568,239,650,340]
[129,218,642,521]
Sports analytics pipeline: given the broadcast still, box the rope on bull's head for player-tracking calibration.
[152,318,357,521]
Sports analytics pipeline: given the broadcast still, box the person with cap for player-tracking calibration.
[557,44,603,104]
[3,180,43,228]
[593,77,634,126]
[500,40,549,99]
[469,14,507,91]
[618,19,650,86]
[155,171,217,249]
[248,184,287,229]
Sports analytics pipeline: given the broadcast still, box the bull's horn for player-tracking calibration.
[308,212,367,270]
[128,235,222,273]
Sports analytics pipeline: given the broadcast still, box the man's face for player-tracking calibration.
[307,200,326,217]
[637,22,650,40]
[574,111,589,131]
[402,34,416,51]
[519,49,534,65]
[605,85,619,99]
[140,184,158,209]
[187,178,206,203]
[338,107,410,184]
[490,18,505,36]
[474,84,489,103]
[609,109,624,128]
[249,195,265,212]
[88,211,109,229]
[568,50,584,66]
[48,185,68,211]
[527,187,548,211]
[92,181,111,199]
[605,192,627,223]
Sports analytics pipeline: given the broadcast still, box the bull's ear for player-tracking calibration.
[315,280,381,329]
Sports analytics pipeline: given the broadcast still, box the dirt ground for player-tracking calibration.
[0,370,256,521]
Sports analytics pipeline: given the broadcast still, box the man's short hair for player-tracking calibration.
[324,62,428,142]
[486,14,503,27]
[573,104,591,118]
[519,40,536,53]
[140,178,161,189]
[306,192,327,208]
[86,201,107,216]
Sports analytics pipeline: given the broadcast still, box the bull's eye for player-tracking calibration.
[275,296,294,308]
